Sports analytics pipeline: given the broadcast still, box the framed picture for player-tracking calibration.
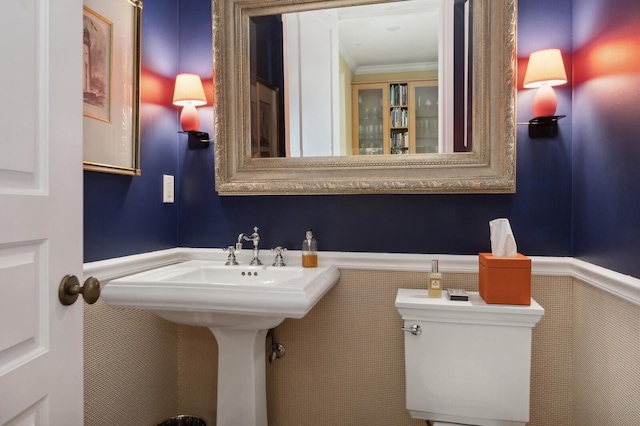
[252,79,279,158]
[83,0,142,175]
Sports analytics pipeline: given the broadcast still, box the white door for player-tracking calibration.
[0,0,84,424]
[283,10,340,157]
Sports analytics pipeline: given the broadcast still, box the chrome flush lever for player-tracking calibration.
[401,324,421,335]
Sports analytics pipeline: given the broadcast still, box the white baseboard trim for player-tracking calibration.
[83,248,640,307]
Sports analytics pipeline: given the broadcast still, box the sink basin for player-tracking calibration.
[102,259,340,426]
[102,260,339,327]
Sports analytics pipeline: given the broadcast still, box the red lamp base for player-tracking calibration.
[180,104,200,132]
[532,85,558,117]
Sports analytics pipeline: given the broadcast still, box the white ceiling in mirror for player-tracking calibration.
[337,0,440,74]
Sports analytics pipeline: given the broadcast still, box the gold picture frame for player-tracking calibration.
[83,0,142,176]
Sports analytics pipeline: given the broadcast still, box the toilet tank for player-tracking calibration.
[395,289,544,426]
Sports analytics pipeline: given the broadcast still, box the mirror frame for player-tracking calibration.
[213,0,517,195]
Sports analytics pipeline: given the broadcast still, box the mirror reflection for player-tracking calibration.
[249,0,472,158]
[213,0,516,195]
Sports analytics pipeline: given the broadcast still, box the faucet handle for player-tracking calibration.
[224,245,239,266]
[271,247,287,267]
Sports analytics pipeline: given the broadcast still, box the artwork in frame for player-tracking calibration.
[82,0,142,176]
[83,7,111,123]
[251,79,279,158]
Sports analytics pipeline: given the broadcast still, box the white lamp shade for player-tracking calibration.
[173,73,207,106]
[523,49,567,88]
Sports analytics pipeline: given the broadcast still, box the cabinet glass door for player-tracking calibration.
[413,84,438,153]
[354,87,384,155]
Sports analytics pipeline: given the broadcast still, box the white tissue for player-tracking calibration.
[489,218,518,257]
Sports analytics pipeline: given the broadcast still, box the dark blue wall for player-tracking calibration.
[86,0,582,272]
[572,0,640,276]
[83,0,180,262]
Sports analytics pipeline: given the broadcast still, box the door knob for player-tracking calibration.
[58,275,101,306]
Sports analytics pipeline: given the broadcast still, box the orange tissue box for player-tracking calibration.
[478,252,531,305]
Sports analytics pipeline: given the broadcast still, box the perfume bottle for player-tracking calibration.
[428,259,442,298]
[301,228,318,268]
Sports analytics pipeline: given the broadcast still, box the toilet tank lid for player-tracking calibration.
[395,289,544,327]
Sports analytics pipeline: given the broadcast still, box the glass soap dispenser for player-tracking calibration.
[302,228,318,268]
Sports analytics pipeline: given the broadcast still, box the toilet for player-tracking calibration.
[395,289,544,426]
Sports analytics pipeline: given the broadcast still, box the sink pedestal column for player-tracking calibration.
[209,317,284,426]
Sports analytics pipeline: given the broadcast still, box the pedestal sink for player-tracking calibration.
[102,260,340,426]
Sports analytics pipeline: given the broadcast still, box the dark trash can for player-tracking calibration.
[157,415,207,426]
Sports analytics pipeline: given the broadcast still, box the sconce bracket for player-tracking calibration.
[528,115,566,139]
[179,131,211,149]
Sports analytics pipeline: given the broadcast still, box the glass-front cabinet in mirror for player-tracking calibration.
[352,80,438,155]
[353,84,385,155]
[413,82,439,153]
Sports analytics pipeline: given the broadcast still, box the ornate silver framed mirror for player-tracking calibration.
[213,0,516,195]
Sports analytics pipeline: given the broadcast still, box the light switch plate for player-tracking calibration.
[163,175,174,203]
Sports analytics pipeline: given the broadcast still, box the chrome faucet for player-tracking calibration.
[237,226,262,265]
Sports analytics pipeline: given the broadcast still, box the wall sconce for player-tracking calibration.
[523,49,567,138]
[173,73,210,149]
